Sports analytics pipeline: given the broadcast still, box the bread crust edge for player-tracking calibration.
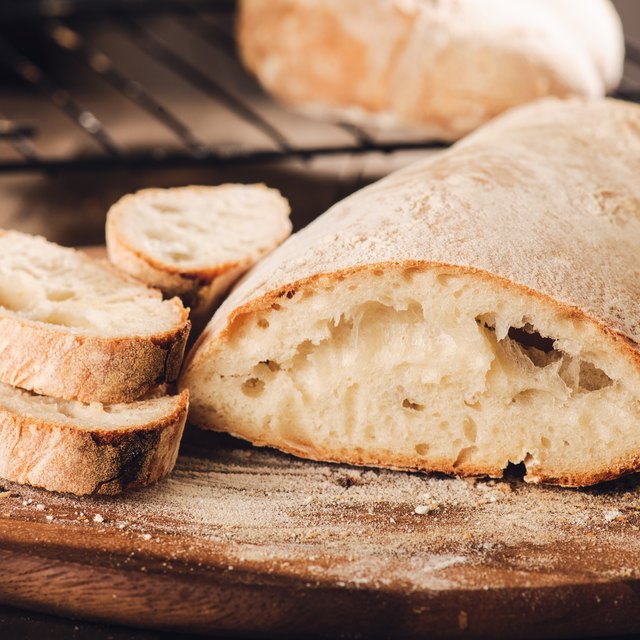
[0,390,189,495]
[0,308,191,404]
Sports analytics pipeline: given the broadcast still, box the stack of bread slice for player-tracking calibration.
[0,230,190,495]
[0,184,291,495]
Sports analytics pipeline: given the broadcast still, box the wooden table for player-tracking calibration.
[3,428,640,639]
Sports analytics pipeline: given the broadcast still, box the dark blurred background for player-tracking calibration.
[0,0,637,248]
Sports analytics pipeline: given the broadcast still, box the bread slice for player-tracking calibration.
[106,184,292,326]
[0,384,188,495]
[181,97,640,488]
[238,0,624,139]
[0,230,190,404]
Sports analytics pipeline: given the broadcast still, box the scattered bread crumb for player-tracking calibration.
[414,504,439,515]
[458,610,469,631]
[93,514,104,523]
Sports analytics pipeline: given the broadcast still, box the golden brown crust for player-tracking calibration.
[0,390,188,495]
[107,226,246,325]
[0,308,190,404]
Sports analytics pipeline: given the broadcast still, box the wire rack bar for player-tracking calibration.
[0,139,450,174]
[0,35,122,157]
[115,12,292,152]
[44,20,210,157]
[0,120,36,139]
[167,4,373,148]
[0,112,41,164]
[177,4,237,56]
[0,0,236,23]
[0,4,637,174]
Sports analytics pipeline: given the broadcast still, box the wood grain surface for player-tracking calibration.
[2,425,640,639]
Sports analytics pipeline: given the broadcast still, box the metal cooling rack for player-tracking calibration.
[0,0,638,174]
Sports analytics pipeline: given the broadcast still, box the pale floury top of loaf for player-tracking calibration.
[239,0,624,138]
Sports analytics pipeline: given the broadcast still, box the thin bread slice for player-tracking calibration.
[106,184,292,326]
[0,230,190,404]
[181,98,640,488]
[0,385,188,495]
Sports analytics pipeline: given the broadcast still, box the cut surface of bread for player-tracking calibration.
[182,98,640,487]
[238,0,624,140]
[0,385,188,495]
[0,230,190,403]
[106,184,291,324]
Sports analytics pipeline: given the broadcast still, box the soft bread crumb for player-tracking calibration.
[0,230,185,338]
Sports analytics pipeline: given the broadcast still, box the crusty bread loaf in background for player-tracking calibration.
[106,185,291,328]
[238,0,624,140]
[0,385,188,495]
[182,97,640,487]
[0,231,189,404]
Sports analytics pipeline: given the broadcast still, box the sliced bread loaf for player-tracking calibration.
[0,384,188,495]
[106,184,292,326]
[0,230,190,404]
[182,98,640,488]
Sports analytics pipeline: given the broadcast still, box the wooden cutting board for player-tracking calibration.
[2,425,640,639]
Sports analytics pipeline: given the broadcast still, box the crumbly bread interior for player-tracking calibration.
[186,267,640,485]
[112,185,291,272]
[0,231,185,337]
[0,382,182,430]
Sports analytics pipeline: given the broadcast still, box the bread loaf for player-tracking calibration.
[238,0,624,139]
[0,385,188,495]
[182,97,640,487]
[106,185,291,329]
[0,231,189,404]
